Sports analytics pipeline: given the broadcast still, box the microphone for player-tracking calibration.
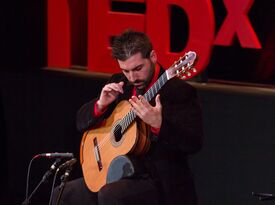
[53,158,77,204]
[42,158,61,181]
[57,158,77,171]
[252,192,275,201]
[49,158,77,205]
[35,152,74,159]
[22,158,62,205]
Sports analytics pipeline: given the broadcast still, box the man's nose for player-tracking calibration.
[129,71,136,82]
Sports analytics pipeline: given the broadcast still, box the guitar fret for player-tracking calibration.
[153,84,157,94]
[148,90,152,100]
[121,119,125,132]
[123,116,128,132]
[144,72,167,102]
[121,111,136,133]
[123,117,128,131]
[156,81,160,91]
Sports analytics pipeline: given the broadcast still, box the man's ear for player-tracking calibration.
[150,50,157,64]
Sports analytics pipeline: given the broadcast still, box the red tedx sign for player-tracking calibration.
[47,0,262,73]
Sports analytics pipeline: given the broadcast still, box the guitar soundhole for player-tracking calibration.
[114,124,122,142]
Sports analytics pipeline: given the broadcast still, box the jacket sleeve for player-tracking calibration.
[76,98,117,132]
[76,74,125,132]
[158,79,203,155]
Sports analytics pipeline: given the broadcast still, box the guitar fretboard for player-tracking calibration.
[120,71,168,133]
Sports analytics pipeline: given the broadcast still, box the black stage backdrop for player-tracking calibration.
[1,69,275,205]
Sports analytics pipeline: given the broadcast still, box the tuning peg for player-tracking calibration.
[181,75,187,79]
[187,72,191,77]
[192,68,197,73]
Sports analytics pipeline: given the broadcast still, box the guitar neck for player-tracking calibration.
[119,51,197,134]
[143,71,168,102]
[120,71,168,133]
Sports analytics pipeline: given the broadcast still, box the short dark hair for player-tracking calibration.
[111,30,153,61]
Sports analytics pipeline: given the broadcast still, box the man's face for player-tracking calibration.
[118,51,156,90]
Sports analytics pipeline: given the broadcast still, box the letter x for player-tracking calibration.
[214,0,261,49]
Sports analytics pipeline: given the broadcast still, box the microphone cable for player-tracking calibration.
[48,167,60,205]
[24,155,37,201]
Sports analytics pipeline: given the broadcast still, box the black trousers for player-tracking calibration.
[52,177,161,205]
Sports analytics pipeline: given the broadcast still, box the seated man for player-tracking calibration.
[53,30,203,205]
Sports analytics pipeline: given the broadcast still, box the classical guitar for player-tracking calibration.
[80,51,198,192]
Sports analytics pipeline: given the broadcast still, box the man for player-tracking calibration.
[54,30,203,205]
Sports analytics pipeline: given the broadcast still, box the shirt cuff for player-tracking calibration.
[151,127,160,135]
[93,100,107,117]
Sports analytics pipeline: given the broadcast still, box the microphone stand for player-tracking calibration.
[22,159,61,205]
[55,166,73,205]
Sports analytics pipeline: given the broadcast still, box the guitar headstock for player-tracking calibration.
[166,51,197,80]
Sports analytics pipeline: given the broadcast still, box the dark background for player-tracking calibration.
[0,0,275,205]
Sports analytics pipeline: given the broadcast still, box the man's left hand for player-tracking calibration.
[129,94,162,129]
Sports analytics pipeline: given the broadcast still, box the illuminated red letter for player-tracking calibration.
[214,0,261,49]
[146,0,215,74]
[48,0,71,68]
[88,0,146,73]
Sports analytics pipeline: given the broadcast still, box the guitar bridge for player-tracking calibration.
[93,137,102,171]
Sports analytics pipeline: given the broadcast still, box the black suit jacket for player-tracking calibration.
[76,67,203,205]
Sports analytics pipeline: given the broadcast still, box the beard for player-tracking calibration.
[129,63,155,90]
[131,80,147,89]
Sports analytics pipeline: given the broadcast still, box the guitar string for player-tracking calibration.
[96,73,168,151]
[97,109,136,150]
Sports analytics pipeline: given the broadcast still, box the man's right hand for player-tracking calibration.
[96,81,124,112]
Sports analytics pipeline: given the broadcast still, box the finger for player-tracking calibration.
[130,105,141,118]
[103,85,113,92]
[138,95,149,105]
[129,99,139,113]
[130,96,139,103]
[116,82,124,93]
[116,81,124,93]
[130,103,144,120]
[129,98,143,113]
[132,96,146,110]
[118,81,124,88]
[155,94,162,108]
[107,83,123,93]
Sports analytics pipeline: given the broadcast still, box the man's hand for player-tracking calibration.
[129,94,162,128]
[97,82,124,112]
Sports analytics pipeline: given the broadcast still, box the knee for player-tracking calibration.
[98,184,120,205]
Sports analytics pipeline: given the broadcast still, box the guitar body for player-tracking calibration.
[80,100,150,192]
